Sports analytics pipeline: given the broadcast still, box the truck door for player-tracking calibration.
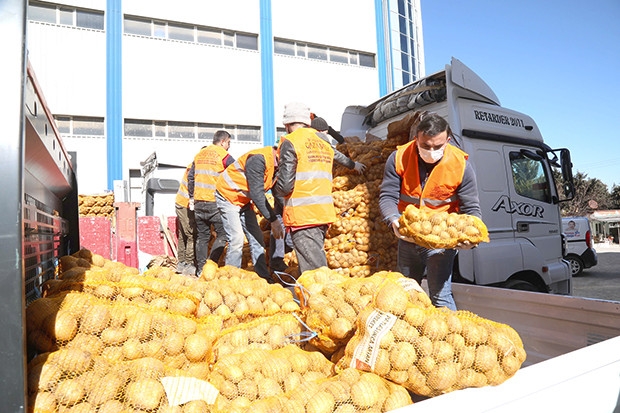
[459,143,563,291]
[502,146,561,257]
[488,145,564,288]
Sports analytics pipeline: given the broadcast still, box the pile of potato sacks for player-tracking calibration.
[26,247,526,412]
[78,193,115,218]
[26,112,526,412]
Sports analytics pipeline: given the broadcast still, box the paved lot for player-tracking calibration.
[571,243,620,302]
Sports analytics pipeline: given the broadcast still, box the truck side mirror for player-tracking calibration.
[560,149,575,200]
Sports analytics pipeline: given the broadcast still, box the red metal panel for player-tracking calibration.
[138,216,167,256]
[78,216,111,258]
[114,202,140,268]
[137,216,178,258]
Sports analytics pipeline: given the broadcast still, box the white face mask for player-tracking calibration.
[418,146,445,163]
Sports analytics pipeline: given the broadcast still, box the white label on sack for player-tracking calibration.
[350,309,397,371]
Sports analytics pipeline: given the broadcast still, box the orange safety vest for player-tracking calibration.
[281,127,336,227]
[193,144,229,202]
[216,146,276,207]
[395,140,467,213]
[175,164,191,208]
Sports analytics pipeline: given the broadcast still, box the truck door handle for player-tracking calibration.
[517,222,529,232]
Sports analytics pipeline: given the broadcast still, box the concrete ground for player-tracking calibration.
[571,242,620,301]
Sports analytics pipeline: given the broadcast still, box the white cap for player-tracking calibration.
[282,102,311,126]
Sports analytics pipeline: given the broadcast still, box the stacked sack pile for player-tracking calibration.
[27,112,524,412]
[26,250,420,412]
[78,193,115,218]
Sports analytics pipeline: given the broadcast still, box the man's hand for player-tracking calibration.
[189,198,195,211]
[391,220,416,243]
[455,241,475,250]
[271,216,285,239]
[353,162,367,174]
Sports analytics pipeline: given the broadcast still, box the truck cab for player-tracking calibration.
[340,57,575,294]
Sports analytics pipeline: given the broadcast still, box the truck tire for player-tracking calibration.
[566,255,584,276]
[502,278,545,293]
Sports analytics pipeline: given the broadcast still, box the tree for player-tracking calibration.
[610,185,620,209]
[558,172,612,216]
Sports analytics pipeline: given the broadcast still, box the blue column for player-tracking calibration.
[106,0,122,189]
[259,0,276,147]
[374,0,388,96]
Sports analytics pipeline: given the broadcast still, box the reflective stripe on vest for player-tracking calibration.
[281,127,336,227]
[216,146,275,207]
[175,164,191,208]
[395,140,467,213]
[194,145,229,202]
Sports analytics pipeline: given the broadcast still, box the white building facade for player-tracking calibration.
[25,0,424,212]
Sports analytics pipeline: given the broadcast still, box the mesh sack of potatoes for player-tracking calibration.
[45,270,204,320]
[199,260,263,282]
[208,344,335,412]
[242,367,412,413]
[26,297,227,412]
[295,267,432,355]
[27,346,218,412]
[78,193,115,218]
[206,313,306,367]
[335,279,527,397]
[195,276,300,328]
[26,290,224,369]
[398,204,490,250]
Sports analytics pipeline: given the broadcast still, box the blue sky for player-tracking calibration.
[421,0,620,190]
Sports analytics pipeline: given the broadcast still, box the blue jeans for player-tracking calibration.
[397,239,457,310]
[215,191,271,282]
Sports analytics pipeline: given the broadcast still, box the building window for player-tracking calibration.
[236,33,258,50]
[274,40,295,56]
[28,2,104,30]
[359,53,375,67]
[124,17,152,36]
[77,9,104,30]
[168,23,194,42]
[330,48,349,64]
[308,44,327,61]
[55,116,71,134]
[125,119,153,137]
[168,121,195,139]
[198,27,221,45]
[55,115,104,136]
[121,119,261,143]
[274,37,375,68]
[73,117,104,135]
[29,2,56,24]
[123,16,258,51]
[237,126,261,142]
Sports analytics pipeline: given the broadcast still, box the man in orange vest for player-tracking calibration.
[174,163,196,275]
[379,112,481,310]
[273,102,336,275]
[215,146,285,283]
[188,130,234,276]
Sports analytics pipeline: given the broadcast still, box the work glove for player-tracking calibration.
[353,162,367,174]
[391,219,416,244]
[271,215,285,239]
[189,198,195,211]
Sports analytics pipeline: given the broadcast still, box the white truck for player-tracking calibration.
[341,57,575,295]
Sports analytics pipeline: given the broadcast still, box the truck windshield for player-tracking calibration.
[509,152,552,203]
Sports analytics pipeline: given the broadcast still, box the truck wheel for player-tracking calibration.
[502,279,544,293]
[567,256,584,276]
